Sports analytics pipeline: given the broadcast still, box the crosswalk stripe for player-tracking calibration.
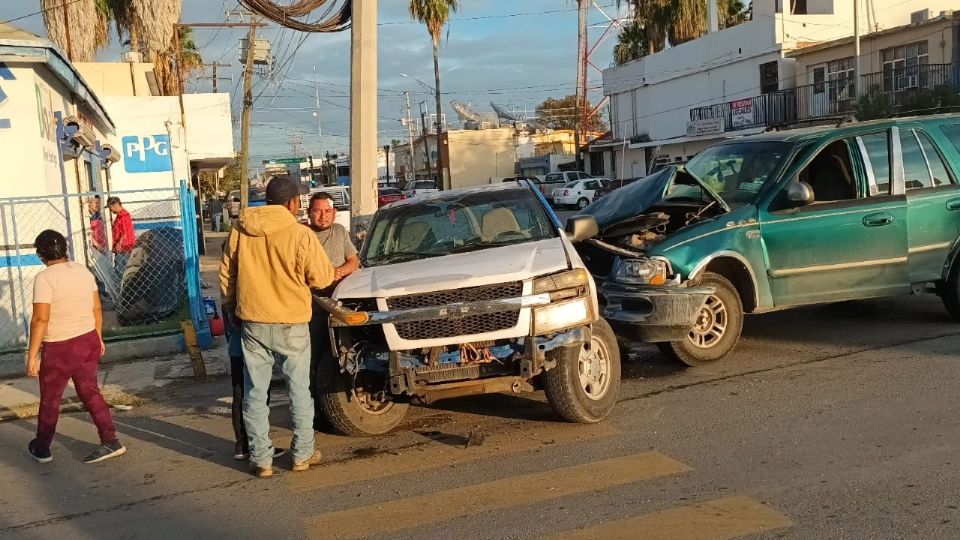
[288,422,618,492]
[541,495,792,540]
[304,452,691,539]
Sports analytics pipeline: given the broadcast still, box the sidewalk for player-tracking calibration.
[0,346,230,422]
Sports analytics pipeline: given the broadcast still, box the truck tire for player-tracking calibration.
[577,197,590,210]
[938,257,960,320]
[543,318,621,423]
[656,272,743,367]
[314,347,408,437]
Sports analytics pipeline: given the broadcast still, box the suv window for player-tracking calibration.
[577,172,592,179]
[941,124,960,154]
[798,140,857,203]
[584,180,601,191]
[563,181,579,188]
[900,129,934,190]
[413,181,437,190]
[856,132,891,196]
[916,131,955,187]
[545,173,563,183]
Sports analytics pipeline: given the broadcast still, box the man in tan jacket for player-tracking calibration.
[220,175,334,478]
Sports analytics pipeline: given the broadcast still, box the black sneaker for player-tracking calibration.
[234,442,250,461]
[28,439,52,464]
[84,441,126,464]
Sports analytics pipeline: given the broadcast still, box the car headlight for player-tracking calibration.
[533,296,595,335]
[614,258,668,285]
[533,268,589,294]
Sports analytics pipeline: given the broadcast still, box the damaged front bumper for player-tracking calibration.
[599,281,714,343]
[314,293,552,327]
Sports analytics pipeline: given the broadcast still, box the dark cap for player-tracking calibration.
[265,175,308,204]
[106,196,121,206]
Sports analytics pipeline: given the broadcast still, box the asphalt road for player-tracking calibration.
[1,291,958,539]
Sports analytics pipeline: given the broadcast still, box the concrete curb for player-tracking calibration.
[0,333,185,380]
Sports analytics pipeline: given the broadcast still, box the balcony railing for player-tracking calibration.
[689,63,958,129]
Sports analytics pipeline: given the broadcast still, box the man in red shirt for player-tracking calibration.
[106,197,135,280]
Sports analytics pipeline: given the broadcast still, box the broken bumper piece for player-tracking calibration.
[599,281,714,343]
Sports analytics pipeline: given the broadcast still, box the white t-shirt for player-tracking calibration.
[32,261,98,342]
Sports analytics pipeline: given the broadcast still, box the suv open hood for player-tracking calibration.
[578,166,728,232]
[334,237,569,299]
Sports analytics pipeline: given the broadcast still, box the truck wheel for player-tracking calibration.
[314,347,408,437]
[577,197,590,210]
[938,258,960,320]
[656,272,743,367]
[544,318,621,423]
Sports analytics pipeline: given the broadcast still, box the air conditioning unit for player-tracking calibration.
[910,9,929,24]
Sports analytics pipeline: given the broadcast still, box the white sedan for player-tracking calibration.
[552,178,609,210]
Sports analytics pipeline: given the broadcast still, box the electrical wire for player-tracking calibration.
[238,0,351,32]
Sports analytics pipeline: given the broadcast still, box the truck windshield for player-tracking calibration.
[683,142,790,206]
[362,188,557,267]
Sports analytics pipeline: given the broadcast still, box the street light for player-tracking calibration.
[399,72,436,94]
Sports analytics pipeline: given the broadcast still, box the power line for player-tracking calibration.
[377,4,619,26]
[0,0,84,25]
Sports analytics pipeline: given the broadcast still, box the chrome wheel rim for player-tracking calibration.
[578,335,611,400]
[577,199,588,209]
[687,294,727,349]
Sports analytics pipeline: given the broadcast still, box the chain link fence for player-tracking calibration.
[0,188,196,352]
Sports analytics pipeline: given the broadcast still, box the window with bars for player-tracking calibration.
[827,57,856,104]
[882,41,929,92]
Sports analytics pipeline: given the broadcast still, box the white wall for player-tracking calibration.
[183,93,234,162]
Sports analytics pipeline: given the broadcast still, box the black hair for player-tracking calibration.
[34,230,68,262]
[309,192,334,209]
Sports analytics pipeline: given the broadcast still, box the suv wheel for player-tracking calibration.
[576,197,590,210]
[938,257,960,320]
[314,346,408,437]
[543,318,621,423]
[656,272,743,367]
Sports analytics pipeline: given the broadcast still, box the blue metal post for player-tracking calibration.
[179,180,212,348]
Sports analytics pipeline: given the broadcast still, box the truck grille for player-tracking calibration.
[387,282,523,341]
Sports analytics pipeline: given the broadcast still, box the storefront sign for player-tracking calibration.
[122,134,172,173]
[686,117,724,137]
[730,98,755,128]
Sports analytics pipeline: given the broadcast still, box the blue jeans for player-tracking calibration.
[113,252,130,283]
[212,213,222,232]
[241,322,314,467]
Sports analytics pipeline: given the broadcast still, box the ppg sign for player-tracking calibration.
[122,134,172,173]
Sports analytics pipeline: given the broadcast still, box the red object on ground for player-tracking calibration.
[209,316,225,336]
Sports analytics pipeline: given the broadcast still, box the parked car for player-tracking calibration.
[226,189,266,217]
[403,180,440,198]
[595,177,642,199]
[569,115,960,366]
[553,178,610,209]
[541,171,595,200]
[313,182,621,436]
[378,187,406,206]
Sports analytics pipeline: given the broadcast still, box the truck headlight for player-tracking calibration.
[533,268,589,294]
[533,296,594,335]
[614,258,668,285]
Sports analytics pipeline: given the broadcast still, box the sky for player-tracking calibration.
[4,1,622,166]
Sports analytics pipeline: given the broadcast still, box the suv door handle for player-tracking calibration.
[946,198,960,211]
[862,213,894,227]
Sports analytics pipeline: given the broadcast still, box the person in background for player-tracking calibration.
[26,230,126,464]
[88,196,106,253]
[106,196,135,281]
[219,175,334,478]
[306,192,359,410]
[208,196,224,232]
[307,192,358,283]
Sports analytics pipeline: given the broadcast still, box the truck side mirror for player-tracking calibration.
[565,215,599,242]
[787,180,814,207]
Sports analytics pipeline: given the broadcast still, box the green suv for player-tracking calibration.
[569,115,960,365]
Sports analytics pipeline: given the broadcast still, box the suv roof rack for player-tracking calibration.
[888,105,960,118]
[765,115,857,132]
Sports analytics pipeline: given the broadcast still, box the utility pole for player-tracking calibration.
[404,91,416,184]
[239,17,258,211]
[313,65,323,139]
[383,144,391,183]
[419,101,434,180]
[350,0,379,233]
[289,128,304,157]
[197,62,232,92]
[574,0,588,171]
[853,0,861,100]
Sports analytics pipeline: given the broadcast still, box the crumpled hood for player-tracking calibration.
[577,166,728,232]
[334,238,569,299]
[236,205,299,237]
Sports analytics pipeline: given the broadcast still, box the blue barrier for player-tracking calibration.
[179,180,212,349]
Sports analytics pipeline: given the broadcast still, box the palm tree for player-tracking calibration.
[721,0,749,29]
[109,0,184,95]
[41,0,112,61]
[408,0,459,189]
[613,21,648,65]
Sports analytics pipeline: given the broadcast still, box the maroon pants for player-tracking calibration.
[36,330,117,452]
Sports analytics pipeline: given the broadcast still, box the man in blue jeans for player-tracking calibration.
[219,176,334,478]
